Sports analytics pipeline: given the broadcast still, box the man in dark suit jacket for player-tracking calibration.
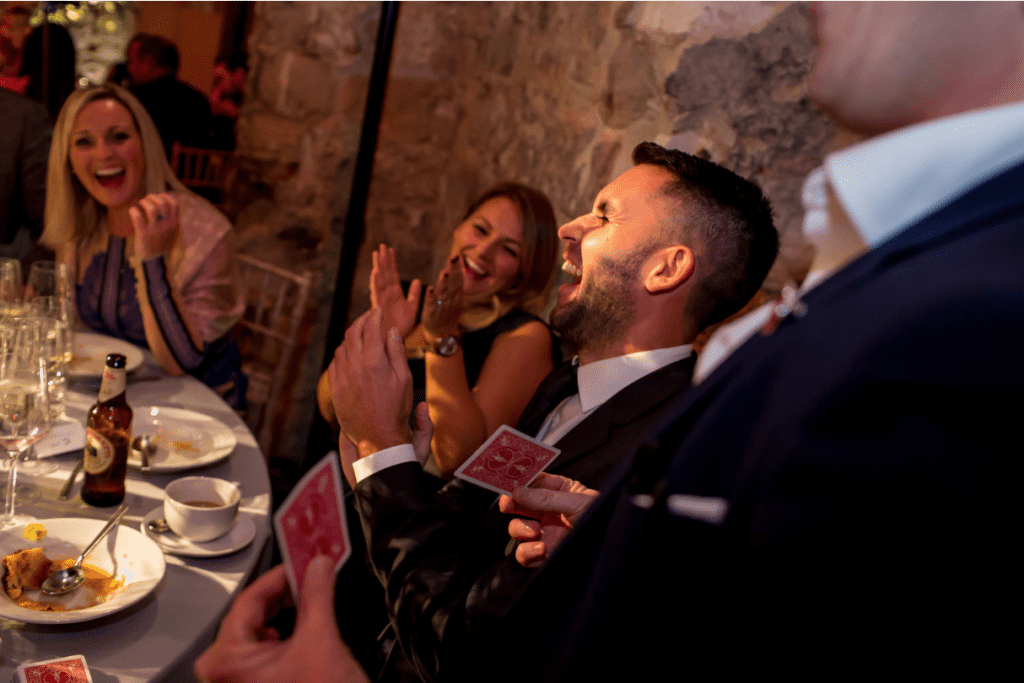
[478,3,1024,679]
[0,87,50,260]
[328,142,777,681]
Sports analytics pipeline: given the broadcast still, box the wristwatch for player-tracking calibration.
[429,334,460,357]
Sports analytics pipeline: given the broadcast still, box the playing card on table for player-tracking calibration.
[455,425,560,496]
[17,655,93,683]
[273,451,351,602]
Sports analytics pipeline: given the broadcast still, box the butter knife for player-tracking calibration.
[58,458,85,500]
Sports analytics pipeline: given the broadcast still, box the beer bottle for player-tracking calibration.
[82,354,133,507]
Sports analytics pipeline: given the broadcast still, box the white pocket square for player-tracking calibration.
[665,494,728,525]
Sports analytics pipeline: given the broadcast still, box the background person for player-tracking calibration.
[41,84,247,407]
[126,33,212,157]
[319,183,560,478]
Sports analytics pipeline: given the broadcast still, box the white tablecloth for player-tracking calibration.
[0,366,273,682]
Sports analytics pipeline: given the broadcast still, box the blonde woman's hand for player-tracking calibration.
[129,192,181,260]
[422,255,463,339]
[370,244,421,340]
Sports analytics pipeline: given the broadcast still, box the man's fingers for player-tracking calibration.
[511,485,595,517]
[515,542,546,568]
[507,517,541,541]
[216,565,291,643]
[411,402,433,465]
[294,555,341,638]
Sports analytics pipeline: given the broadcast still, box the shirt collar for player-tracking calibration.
[575,345,693,414]
[821,101,1024,248]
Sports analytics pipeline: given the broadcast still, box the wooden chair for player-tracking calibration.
[170,142,232,205]
[234,254,313,459]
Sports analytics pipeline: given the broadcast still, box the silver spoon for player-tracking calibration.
[41,504,129,596]
[131,434,156,472]
[147,517,171,533]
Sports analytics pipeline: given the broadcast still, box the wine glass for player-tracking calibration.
[8,314,62,476]
[25,261,75,364]
[0,347,52,529]
[0,258,23,320]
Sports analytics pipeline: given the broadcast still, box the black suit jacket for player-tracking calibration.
[354,354,696,682]
[482,160,1024,680]
[0,88,50,245]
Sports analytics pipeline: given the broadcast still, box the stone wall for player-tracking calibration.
[233,1,857,464]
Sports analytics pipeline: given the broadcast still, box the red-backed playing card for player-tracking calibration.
[273,452,351,602]
[455,425,560,496]
[17,655,93,683]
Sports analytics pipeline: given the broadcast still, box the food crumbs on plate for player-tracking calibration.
[170,440,199,454]
[23,524,47,541]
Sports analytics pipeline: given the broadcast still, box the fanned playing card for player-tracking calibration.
[454,425,560,496]
[18,655,94,683]
[273,451,350,602]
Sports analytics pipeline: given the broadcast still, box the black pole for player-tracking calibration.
[325,0,399,358]
[302,1,400,470]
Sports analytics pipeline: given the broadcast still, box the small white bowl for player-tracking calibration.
[164,476,240,542]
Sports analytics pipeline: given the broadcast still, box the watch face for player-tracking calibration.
[435,334,459,356]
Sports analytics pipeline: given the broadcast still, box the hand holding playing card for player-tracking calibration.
[274,453,351,602]
[328,308,413,458]
[500,473,599,568]
[194,558,370,683]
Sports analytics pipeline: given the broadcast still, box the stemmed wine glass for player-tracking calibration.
[0,343,53,529]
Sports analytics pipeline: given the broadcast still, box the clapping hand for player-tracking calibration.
[422,255,463,338]
[370,244,421,340]
[328,308,414,459]
[194,557,369,683]
[500,473,599,568]
[129,192,181,260]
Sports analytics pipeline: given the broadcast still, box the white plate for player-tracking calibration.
[69,332,145,378]
[140,507,256,558]
[129,406,237,473]
[0,517,165,624]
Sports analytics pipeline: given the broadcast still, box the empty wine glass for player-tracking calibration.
[0,347,53,529]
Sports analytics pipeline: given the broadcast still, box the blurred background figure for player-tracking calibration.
[18,20,77,119]
[209,50,247,150]
[0,87,51,263]
[126,33,211,158]
[0,2,30,92]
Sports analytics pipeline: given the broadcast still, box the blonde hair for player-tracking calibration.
[41,84,189,251]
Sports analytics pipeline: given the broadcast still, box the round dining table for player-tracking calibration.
[0,355,273,682]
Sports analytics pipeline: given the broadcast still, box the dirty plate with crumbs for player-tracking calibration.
[128,406,237,473]
[0,518,165,625]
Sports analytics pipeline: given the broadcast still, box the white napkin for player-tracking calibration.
[35,416,87,458]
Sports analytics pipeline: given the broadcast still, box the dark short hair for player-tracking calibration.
[462,183,559,314]
[632,142,778,329]
[130,33,180,75]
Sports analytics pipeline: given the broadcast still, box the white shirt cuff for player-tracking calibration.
[352,443,418,483]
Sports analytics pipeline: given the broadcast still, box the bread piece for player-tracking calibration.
[2,547,53,599]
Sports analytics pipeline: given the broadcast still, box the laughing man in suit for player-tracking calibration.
[325,142,777,681]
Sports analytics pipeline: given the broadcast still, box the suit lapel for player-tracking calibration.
[549,354,697,473]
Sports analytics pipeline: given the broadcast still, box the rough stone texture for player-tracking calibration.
[232,1,858,464]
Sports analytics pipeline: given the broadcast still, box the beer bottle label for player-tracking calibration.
[84,428,116,474]
[98,366,127,403]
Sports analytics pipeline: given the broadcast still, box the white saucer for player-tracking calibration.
[141,507,256,558]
